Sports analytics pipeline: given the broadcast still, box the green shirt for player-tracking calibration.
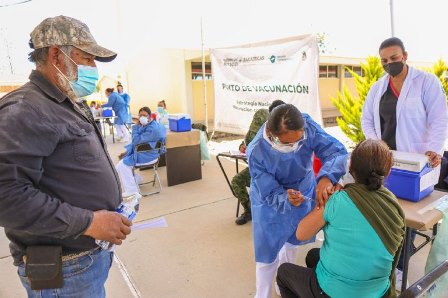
[316,191,393,298]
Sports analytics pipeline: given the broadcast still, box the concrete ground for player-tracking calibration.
[0,130,433,298]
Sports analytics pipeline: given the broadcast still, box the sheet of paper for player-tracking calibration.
[420,166,440,191]
[229,150,246,157]
[132,217,168,231]
[417,195,448,215]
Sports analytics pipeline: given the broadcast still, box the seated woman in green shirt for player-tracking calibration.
[276,139,405,298]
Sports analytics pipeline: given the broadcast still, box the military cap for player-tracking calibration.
[30,15,117,62]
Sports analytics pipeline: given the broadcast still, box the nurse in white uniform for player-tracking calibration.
[361,36,448,287]
[361,37,447,166]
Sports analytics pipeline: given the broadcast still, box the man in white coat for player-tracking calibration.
[361,36,448,290]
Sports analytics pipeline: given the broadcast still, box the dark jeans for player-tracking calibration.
[276,248,329,298]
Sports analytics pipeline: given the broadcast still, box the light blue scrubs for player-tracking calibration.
[247,113,348,263]
[122,120,166,166]
[102,92,128,125]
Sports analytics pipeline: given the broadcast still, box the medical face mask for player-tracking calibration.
[157,107,164,113]
[270,130,307,154]
[139,116,150,126]
[383,61,404,77]
[54,50,99,98]
[272,142,300,153]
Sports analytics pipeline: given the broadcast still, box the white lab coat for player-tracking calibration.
[361,66,448,155]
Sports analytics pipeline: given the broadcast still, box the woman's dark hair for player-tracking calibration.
[158,100,166,108]
[268,100,286,113]
[379,37,405,53]
[105,88,114,93]
[139,106,152,115]
[350,139,393,191]
[267,103,304,135]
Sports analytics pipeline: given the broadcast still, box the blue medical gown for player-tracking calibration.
[102,92,128,125]
[247,113,348,263]
[122,121,166,166]
[118,92,132,123]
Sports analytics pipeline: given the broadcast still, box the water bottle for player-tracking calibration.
[96,192,142,250]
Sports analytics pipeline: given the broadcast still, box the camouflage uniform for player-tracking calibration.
[231,109,269,215]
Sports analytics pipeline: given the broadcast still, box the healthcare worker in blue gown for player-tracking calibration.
[115,106,166,196]
[246,104,348,298]
[117,83,132,124]
[102,87,130,142]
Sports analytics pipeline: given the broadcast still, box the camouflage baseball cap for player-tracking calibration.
[30,15,117,62]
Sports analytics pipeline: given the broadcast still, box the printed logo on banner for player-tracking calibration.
[223,56,265,67]
[221,54,293,67]
[211,35,322,135]
[269,55,292,63]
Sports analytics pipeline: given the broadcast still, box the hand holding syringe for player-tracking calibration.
[287,189,311,207]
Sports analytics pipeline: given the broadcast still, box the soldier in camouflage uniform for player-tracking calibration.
[232,100,285,225]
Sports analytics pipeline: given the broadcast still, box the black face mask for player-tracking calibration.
[383,61,404,77]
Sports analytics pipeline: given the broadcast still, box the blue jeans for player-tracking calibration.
[17,249,113,298]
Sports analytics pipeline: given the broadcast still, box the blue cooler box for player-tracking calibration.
[385,166,434,202]
[384,151,440,202]
[102,107,113,117]
[168,115,191,132]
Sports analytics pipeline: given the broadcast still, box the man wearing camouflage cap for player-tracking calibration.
[0,16,130,297]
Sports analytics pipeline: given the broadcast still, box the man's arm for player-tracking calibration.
[0,101,130,243]
[0,102,93,238]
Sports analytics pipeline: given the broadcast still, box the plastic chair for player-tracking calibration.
[124,122,133,133]
[398,259,448,298]
[132,141,163,196]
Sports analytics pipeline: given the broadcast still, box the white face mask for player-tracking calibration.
[263,126,306,154]
[272,142,300,153]
[139,116,150,126]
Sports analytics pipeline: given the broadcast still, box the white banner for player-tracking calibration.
[211,35,321,135]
